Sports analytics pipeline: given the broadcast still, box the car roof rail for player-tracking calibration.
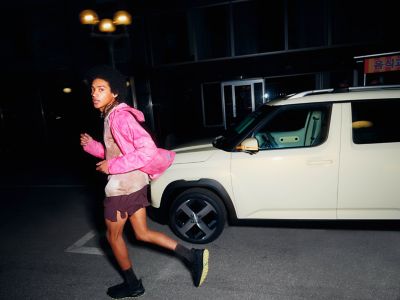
[289,84,400,99]
[289,89,334,99]
[348,84,400,92]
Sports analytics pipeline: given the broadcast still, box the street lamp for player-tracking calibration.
[79,9,132,69]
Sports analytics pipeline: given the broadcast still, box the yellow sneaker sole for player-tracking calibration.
[198,249,209,287]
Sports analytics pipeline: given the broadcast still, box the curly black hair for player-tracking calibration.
[86,65,128,103]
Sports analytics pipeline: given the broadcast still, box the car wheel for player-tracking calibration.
[169,188,226,244]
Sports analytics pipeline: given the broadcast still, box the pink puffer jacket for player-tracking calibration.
[83,103,175,180]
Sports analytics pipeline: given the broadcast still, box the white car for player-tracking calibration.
[150,85,400,244]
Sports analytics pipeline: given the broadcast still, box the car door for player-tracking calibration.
[337,100,400,219]
[230,103,341,219]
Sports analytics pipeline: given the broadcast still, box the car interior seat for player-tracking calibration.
[304,111,322,146]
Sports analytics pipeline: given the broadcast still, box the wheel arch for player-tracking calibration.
[158,179,238,224]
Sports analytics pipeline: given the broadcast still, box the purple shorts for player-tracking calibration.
[104,185,150,222]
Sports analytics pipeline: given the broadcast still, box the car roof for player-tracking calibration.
[268,85,400,106]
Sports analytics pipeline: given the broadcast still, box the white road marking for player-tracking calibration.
[65,230,104,255]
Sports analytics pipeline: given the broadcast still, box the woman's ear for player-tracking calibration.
[112,93,119,98]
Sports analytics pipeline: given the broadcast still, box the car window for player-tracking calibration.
[252,104,331,150]
[214,105,278,151]
[352,99,400,144]
[233,108,266,135]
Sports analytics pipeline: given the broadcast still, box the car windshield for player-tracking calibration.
[213,104,277,151]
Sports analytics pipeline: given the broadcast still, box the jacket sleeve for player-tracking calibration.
[108,111,157,174]
[83,139,105,159]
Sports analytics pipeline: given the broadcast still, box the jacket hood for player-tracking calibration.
[113,103,145,122]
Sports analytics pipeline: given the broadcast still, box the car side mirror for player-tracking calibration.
[236,138,259,154]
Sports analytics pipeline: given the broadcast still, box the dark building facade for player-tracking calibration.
[131,0,400,146]
[2,0,400,156]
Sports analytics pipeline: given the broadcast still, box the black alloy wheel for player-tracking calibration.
[169,188,226,244]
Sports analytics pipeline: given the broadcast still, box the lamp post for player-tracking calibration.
[79,9,132,69]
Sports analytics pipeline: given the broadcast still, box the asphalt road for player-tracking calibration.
[1,184,400,300]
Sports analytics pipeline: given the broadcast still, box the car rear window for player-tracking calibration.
[352,99,400,144]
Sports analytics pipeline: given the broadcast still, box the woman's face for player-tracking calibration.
[91,78,117,112]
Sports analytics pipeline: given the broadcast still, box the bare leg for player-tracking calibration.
[105,211,145,298]
[105,211,131,270]
[129,207,209,287]
[129,207,178,250]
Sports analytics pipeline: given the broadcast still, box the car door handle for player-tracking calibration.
[306,159,333,165]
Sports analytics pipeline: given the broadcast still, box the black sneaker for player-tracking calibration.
[107,282,125,296]
[191,248,209,287]
[106,279,145,299]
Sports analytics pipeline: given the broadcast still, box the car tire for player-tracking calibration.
[169,188,226,244]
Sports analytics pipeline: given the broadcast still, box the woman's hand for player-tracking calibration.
[80,133,93,146]
[96,160,109,174]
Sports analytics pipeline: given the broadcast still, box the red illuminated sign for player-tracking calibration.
[364,55,400,74]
